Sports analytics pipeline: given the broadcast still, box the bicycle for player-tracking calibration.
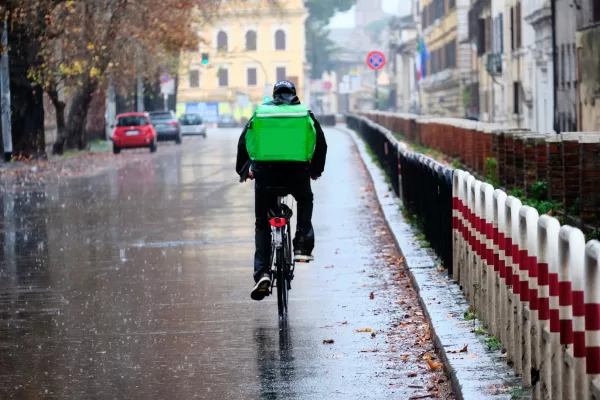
[267,191,295,317]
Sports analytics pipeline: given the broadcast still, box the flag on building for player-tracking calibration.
[415,37,430,81]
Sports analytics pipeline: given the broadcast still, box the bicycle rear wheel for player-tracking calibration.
[277,233,291,317]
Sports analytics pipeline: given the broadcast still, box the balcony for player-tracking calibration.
[486,53,502,76]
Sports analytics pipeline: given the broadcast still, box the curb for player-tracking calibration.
[338,126,528,400]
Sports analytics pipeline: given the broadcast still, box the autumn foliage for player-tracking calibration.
[1,0,223,155]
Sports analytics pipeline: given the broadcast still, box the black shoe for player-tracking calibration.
[293,249,314,263]
[251,274,271,301]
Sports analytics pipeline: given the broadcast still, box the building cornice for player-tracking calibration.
[524,3,552,28]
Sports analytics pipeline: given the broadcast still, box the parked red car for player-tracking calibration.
[111,112,157,154]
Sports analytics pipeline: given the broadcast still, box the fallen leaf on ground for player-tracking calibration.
[355,328,372,333]
[446,313,456,318]
[426,355,442,370]
[324,265,334,269]
[341,321,348,325]
[369,292,375,299]
[407,372,418,377]
[436,265,445,272]
[465,354,477,359]
[447,344,468,354]
[415,312,423,316]
[371,332,376,338]
[401,354,410,360]
[323,339,335,344]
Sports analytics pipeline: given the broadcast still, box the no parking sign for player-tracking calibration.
[366,51,386,71]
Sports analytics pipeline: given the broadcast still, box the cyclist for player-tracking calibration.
[236,81,328,301]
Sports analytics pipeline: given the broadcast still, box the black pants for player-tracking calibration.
[254,168,314,282]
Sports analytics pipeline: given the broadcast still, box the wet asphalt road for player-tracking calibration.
[0,128,452,399]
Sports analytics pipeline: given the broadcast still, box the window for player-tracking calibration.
[117,116,147,126]
[561,44,565,88]
[275,30,286,50]
[247,67,257,86]
[478,18,485,56]
[484,17,490,54]
[245,30,257,51]
[513,81,520,114]
[179,114,202,125]
[445,39,456,69]
[499,13,504,53]
[573,43,577,87]
[218,68,228,87]
[510,7,515,50]
[276,67,286,82]
[189,70,200,88]
[566,44,572,87]
[594,0,600,22]
[449,0,456,10]
[516,2,522,48]
[217,31,228,51]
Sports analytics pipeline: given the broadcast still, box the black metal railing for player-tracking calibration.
[346,114,454,274]
[347,114,400,196]
[315,114,336,127]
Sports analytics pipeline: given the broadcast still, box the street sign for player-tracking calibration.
[366,51,386,71]
[323,81,332,91]
[160,73,172,84]
[160,79,175,95]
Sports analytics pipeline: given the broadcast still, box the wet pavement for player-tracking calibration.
[0,128,453,399]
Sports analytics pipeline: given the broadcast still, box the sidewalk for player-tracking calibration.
[338,125,529,400]
[0,140,181,191]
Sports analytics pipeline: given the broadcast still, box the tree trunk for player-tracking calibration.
[48,89,67,155]
[64,81,96,151]
[8,19,46,159]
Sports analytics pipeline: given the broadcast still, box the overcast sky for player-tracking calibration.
[328,0,412,29]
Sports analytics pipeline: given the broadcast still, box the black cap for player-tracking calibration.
[273,80,296,95]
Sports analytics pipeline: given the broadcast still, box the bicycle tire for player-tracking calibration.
[276,246,287,317]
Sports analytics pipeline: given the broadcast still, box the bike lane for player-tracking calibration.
[0,129,453,399]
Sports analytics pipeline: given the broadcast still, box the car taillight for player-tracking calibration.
[168,121,178,126]
[269,218,286,227]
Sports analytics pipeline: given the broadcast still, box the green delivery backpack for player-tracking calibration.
[246,104,317,162]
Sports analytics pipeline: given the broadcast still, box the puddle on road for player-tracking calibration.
[131,238,253,248]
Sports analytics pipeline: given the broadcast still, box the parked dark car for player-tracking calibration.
[217,114,238,128]
[148,111,182,144]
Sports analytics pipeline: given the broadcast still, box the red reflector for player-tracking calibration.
[269,218,286,227]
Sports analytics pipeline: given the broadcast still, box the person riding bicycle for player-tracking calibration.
[236,80,328,301]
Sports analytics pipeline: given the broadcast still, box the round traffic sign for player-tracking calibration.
[366,51,386,71]
[160,73,172,84]
[323,81,332,91]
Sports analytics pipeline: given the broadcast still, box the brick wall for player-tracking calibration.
[359,111,600,229]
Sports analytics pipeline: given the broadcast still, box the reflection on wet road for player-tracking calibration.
[1,128,430,399]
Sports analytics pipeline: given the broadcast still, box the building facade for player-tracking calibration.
[177,0,308,122]
[576,2,600,131]
[419,0,471,117]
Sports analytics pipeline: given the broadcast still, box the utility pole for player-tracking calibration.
[1,20,13,162]
[137,55,144,112]
[374,69,379,110]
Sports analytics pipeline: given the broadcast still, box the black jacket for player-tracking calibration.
[236,102,327,181]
